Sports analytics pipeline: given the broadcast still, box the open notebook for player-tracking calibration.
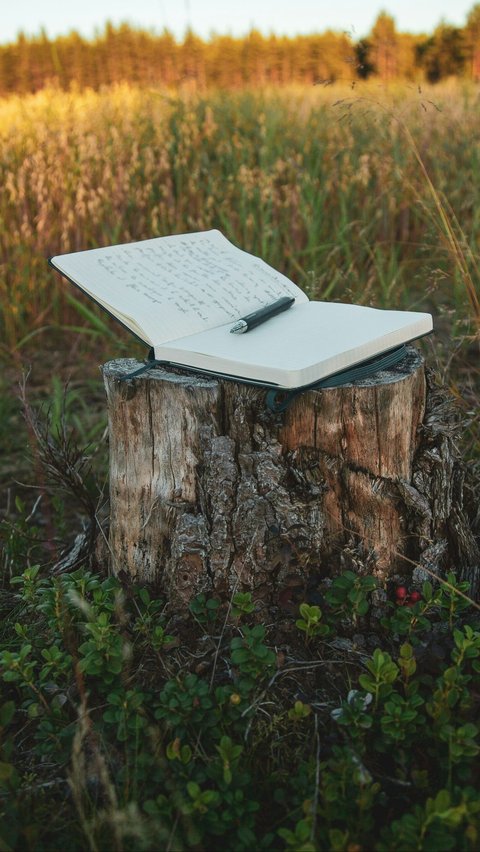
[49,229,433,389]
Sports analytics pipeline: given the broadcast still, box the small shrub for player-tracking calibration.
[295,603,330,641]
[1,563,479,851]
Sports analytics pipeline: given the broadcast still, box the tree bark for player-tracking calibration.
[102,347,479,607]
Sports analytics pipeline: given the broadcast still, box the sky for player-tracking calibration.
[1,0,477,44]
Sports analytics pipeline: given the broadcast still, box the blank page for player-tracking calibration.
[155,301,433,387]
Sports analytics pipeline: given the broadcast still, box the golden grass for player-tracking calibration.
[0,80,479,352]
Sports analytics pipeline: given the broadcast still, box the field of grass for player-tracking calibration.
[1,81,480,849]
[1,81,480,342]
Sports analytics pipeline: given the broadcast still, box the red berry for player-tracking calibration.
[409,591,422,603]
[395,586,408,600]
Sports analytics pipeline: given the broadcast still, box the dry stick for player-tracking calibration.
[208,576,239,692]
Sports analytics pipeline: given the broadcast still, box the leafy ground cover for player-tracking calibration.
[1,543,480,850]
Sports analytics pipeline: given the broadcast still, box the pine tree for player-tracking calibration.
[465,4,480,80]
[370,11,399,81]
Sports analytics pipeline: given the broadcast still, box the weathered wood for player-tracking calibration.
[102,347,479,606]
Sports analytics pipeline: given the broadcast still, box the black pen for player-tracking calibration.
[230,296,295,334]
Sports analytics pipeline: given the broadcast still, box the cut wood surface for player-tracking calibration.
[103,347,479,607]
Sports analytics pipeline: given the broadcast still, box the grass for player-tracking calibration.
[1,81,479,343]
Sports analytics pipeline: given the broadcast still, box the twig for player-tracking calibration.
[209,577,239,691]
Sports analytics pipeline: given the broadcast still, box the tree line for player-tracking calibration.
[1,7,480,95]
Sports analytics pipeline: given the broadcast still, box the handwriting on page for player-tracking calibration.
[93,234,294,338]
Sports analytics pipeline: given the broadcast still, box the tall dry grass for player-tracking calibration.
[0,81,478,356]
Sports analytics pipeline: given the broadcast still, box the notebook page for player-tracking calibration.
[155,301,433,387]
[51,230,307,345]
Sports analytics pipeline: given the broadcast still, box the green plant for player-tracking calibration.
[377,788,480,851]
[278,817,315,851]
[325,571,377,623]
[230,591,255,620]
[10,563,42,603]
[184,780,220,814]
[381,581,437,639]
[103,689,148,742]
[440,574,473,627]
[166,738,193,764]
[155,673,216,737]
[331,689,373,739]
[215,735,243,785]
[230,624,276,689]
[78,611,125,683]
[295,603,330,641]
[131,587,175,652]
[2,557,480,850]
[1,642,40,694]
[189,592,221,626]
[288,700,312,722]
[358,648,399,708]
[39,644,74,684]
[379,691,425,743]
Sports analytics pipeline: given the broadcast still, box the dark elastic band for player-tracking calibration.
[265,345,408,413]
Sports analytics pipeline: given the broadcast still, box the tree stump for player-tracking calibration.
[102,347,479,608]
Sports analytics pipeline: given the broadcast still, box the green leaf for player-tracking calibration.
[422,581,433,601]
[187,781,200,798]
[0,702,15,727]
[358,675,376,693]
